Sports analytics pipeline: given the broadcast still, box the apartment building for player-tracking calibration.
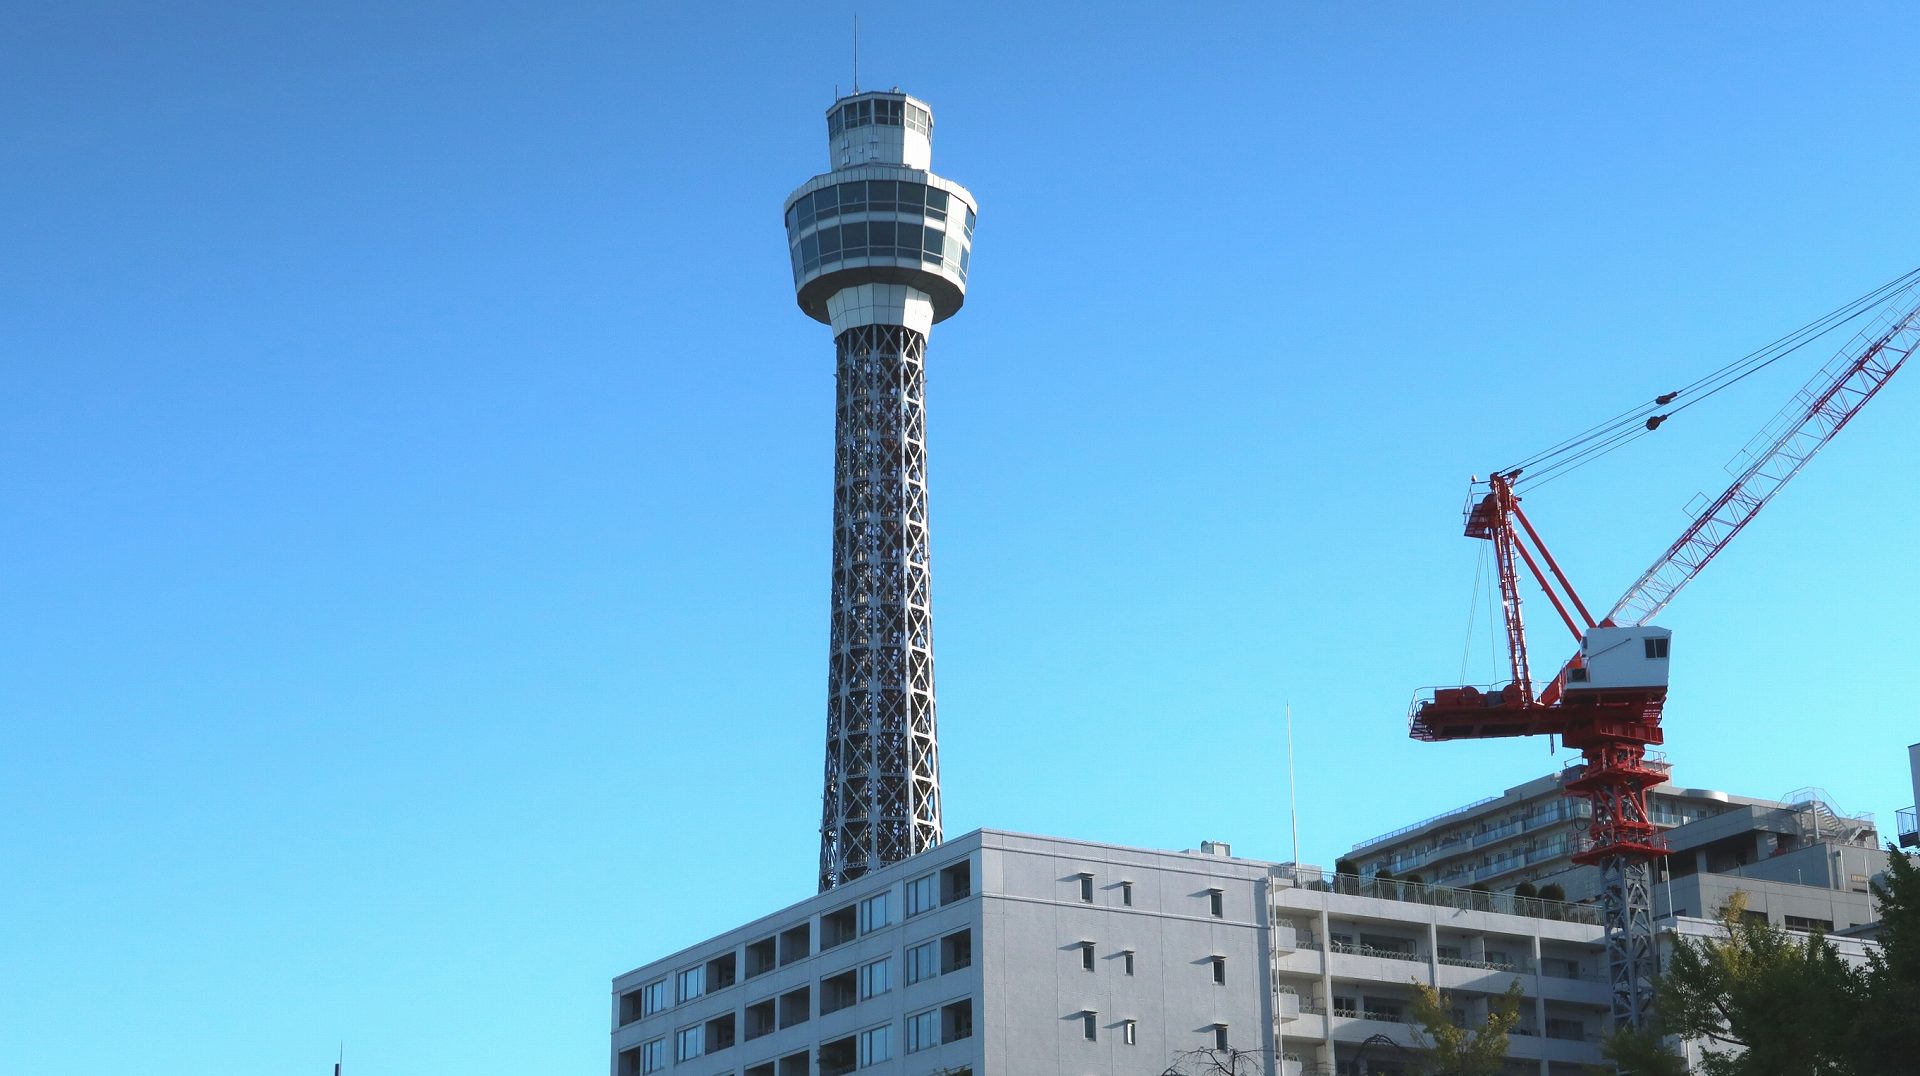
[1344,766,1885,924]
[611,831,1614,1076]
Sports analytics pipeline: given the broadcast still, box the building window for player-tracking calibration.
[640,1038,667,1074]
[1645,636,1670,659]
[675,1024,704,1062]
[942,998,974,1042]
[906,940,938,984]
[906,1008,939,1053]
[1123,949,1135,976]
[822,904,857,948]
[1121,880,1133,906]
[859,957,891,999]
[642,978,668,1015]
[1124,1019,1137,1045]
[676,965,705,1003]
[1211,956,1226,984]
[940,861,971,903]
[1213,1024,1229,1050]
[906,873,938,917]
[857,1024,891,1066]
[1083,1012,1098,1041]
[941,929,973,973]
[1208,888,1224,918]
[859,892,891,934]
[778,985,809,1029]
[1078,873,1094,902]
[1081,941,1096,971]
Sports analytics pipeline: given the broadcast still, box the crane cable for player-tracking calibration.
[1499,266,1920,492]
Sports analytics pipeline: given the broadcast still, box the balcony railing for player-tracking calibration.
[1330,939,1422,963]
[1898,806,1917,848]
[1273,867,1602,926]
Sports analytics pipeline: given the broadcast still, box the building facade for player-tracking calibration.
[1344,767,1885,926]
[612,831,1615,1076]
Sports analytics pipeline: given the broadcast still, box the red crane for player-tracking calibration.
[1408,271,1920,1030]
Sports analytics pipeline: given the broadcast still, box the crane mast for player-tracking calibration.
[1409,279,1920,1032]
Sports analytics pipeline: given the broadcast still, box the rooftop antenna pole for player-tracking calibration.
[851,15,860,94]
[1286,701,1301,866]
[335,1043,343,1076]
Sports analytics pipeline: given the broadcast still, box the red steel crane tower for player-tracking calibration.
[1409,270,1920,1030]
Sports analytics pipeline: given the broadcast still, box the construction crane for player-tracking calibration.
[1408,269,1920,1031]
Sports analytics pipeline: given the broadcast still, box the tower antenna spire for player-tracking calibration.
[851,15,860,93]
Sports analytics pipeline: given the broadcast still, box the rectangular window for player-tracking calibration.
[1213,1024,1229,1050]
[859,957,890,999]
[1645,637,1670,658]
[1208,888,1225,917]
[1078,874,1094,902]
[942,999,973,1042]
[675,1024,704,1062]
[641,979,669,1016]
[1211,956,1226,984]
[859,892,890,934]
[941,929,972,973]
[1123,949,1135,975]
[906,1008,939,1052]
[778,985,809,1029]
[746,936,777,978]
[778,923,810,965]
[940,861,971,903]
[1081,942,1096,971]
[1123,1019,1137,1045]
[1083,1012,1097,1041]
[640,1038,667,1074]
[905,940,938,984]
[822,904,857,949]
[905,873,938,917]
[1121,880,1133,906]
[857,1025,891,1066]
[676,965,705,1003]
[924,187,948,221]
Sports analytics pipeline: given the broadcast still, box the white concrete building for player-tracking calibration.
[611,831,1614,1076]
[1344,767,1886,928]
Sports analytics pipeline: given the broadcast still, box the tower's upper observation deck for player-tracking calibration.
[784,91,977,330]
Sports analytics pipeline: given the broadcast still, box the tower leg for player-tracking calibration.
[818,323,942,891]
[1597,852,1659,1029]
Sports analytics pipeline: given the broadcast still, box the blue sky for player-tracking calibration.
[5,3,1918,1074]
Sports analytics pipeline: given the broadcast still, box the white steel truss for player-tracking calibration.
[818,323,942,890]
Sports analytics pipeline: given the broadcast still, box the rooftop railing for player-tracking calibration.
[1351,794,1503,851]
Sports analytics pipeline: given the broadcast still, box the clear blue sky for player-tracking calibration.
[5,4,1917,1074]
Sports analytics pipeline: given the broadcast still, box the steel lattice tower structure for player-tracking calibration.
[784,91,978,891]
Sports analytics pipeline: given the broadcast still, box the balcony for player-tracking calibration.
[1273,866,1602,926]
[1899,806,1917,849]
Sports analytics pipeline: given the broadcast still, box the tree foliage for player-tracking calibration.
[1656,891,1861,1075]
[1845,846,1920,1070]
[1595,1026,1687,1076]
[1407,979,1523,1076]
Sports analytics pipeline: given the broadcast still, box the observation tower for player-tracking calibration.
[784,91,978,891]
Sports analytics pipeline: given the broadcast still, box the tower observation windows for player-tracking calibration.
[828,97,915,138]
[788,181,957,232]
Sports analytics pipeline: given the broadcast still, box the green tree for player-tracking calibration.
[1594,1026,1687,1076]
[1655,891,1861,1075]
[1845,847,1920,1069]
[1407,979,1523,1075]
